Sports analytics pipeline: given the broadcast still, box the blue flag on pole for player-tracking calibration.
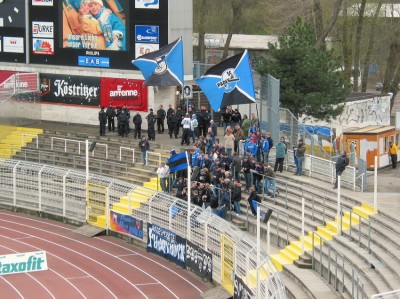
[195,50,256,112]
[132,37,184,86]
[167,151,189,173]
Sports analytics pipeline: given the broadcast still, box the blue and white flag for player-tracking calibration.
[132,37,184,86]
[195,50,256,112]
[167,151,189,173]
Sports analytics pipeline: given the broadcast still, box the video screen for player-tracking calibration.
[62,0,128,51]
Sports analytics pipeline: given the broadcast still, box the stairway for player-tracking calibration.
[0,126,43,158]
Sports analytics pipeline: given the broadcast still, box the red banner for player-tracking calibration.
[100,78,148,111]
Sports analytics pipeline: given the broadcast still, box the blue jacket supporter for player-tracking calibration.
[192,148,200,167]
[261,139,270,153]
[244,141,258,156]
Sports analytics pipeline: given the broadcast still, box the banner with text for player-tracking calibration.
[40,73,100,106]
[0,251,48,276]
[100,78,148,111]
[234,274,254,299]
[185,240,212,281]
[110,210,143,240]
[147,223,186,268]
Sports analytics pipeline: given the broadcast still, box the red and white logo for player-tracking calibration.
[32,0,53,6]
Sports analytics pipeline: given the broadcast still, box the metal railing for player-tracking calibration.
[50,137,108,159]
[119,146,135,164]
[0,158,287,299]
[312,231,366,298]
[146,151,162,165]
[371,290,400,299]
[72,155,128,180]
[340,205,371,253]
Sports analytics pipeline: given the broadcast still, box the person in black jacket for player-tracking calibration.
[105,103,116,132]
[198,105,211,137]
[333,150,349,189]
[98,107,107,136]
[156,105,166,134]
[175,106,184,138]
[248,186,261,217]
[232,179,242,215]
[132,111,142,139]
[167,110,177,138]
[146,109,156,141]
[138,136,150,165]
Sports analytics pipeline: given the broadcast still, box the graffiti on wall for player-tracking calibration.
[338,95,390,127]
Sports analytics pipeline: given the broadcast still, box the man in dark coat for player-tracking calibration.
[156,104,166,134]
[146,109,156,141]
[198,105,211,137]
[132,111,142,139]
[98,107,107,136]
[105,103,116,132]
[333,150,349,189]
[167,110,178,139]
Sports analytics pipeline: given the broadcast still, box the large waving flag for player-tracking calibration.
[167,151,189,173]
[195,50,256,112]
[132,37,184,86]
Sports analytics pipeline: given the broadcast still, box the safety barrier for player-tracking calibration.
[371,290,400,299]
[0,158,287,299]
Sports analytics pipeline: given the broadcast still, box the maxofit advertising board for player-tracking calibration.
[0,0,26,62]
[28,0,168,70]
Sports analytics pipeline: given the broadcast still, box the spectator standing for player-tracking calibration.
[389,141,398,168]
[295,139,306,176]
[123,105,131,134]
[198,105,211,137]
[156,163,169,193]
[274,137,287,172]
[138,136,150,165]
[248,186,261,217]
[191,114,198,144]
[233,125,243,155]
[105,103,116,132]
[98,106,107,136]
[333,150,349,189]
[167,110,178,139]
[241,114,250,138]
[116,106,122,135]
[232,179,242,215]
[224,126,235,156]
[132,111,142,139]
[264,163,278,198]
[209,120,217,137]
[146,109,156,141]
[167,104,174,118]
[181,113,191,146]
[260,135,270,163]
[221,107,232,131]
[231,108,241,127]
[231,152,242,180]
[265,132,273,162]
[175,106,184,137]
[156,104,166,134]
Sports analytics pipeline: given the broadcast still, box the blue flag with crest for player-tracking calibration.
[195,50,256,112]
[132,37,184,86]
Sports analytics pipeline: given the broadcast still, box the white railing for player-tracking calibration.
[119,147,135,164]
[0,158,287,299]
[50,137,108,159]
[146,151,161,165]
[371,290,400,298]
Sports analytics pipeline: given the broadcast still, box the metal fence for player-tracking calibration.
[0,158,287,299]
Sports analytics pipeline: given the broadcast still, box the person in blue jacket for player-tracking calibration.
[244,139,258,157]
[260,135,270,163]
[191,146,200,167]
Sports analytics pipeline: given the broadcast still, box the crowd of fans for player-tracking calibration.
[100,103,298,219]
[150,104,291,220]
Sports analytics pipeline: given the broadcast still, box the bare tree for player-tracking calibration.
[314,0,344,48]
[361,1,383,92]
[352,0,367,92]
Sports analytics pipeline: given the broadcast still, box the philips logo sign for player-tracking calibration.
[32,0,54,6]
[32,22,54,38]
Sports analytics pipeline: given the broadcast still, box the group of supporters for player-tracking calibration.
[153,112,294,219]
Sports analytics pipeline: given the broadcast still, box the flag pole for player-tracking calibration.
[187,152,191,241]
